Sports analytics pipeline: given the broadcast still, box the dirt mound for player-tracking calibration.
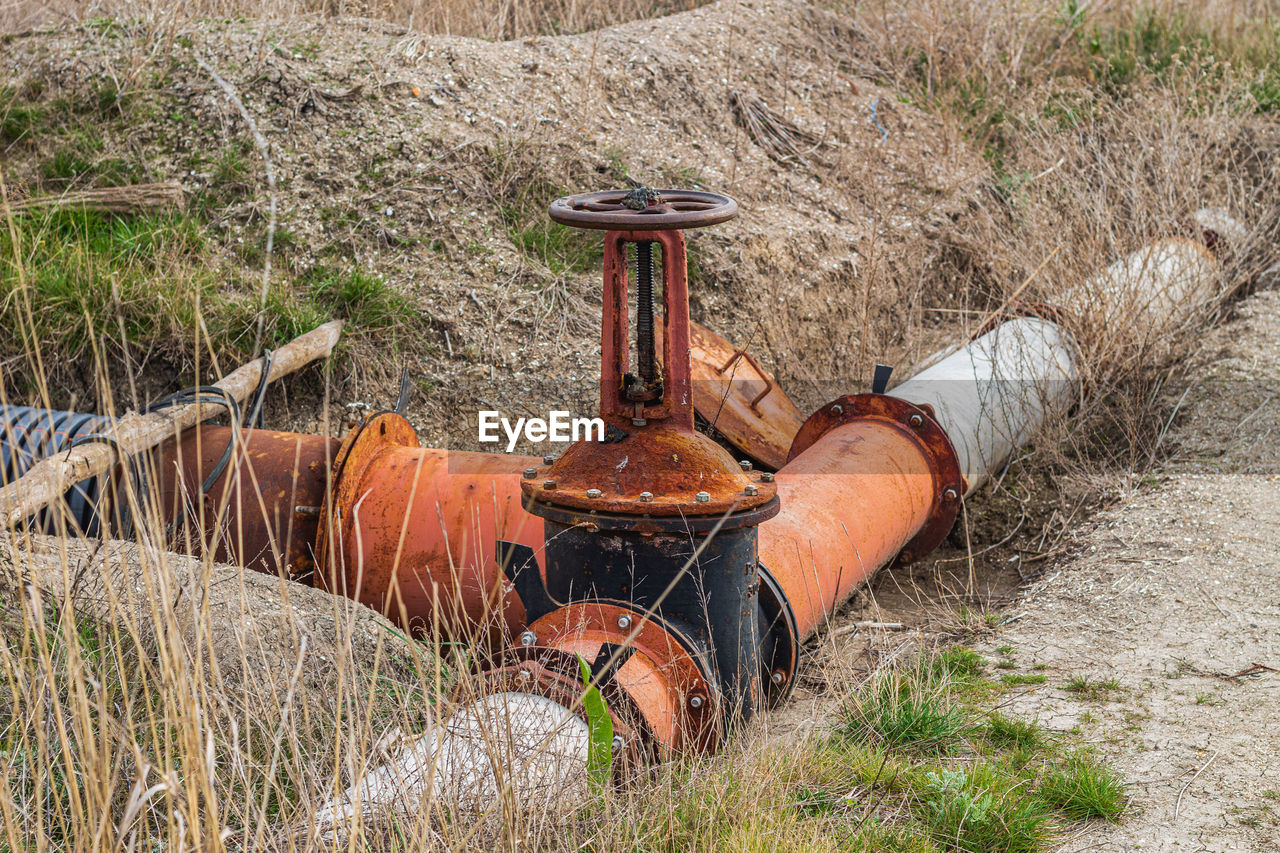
[0,0,987,447]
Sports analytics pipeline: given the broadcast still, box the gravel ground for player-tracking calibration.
[984,289,1280,852]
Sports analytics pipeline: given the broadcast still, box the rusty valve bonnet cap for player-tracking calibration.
[521,426,777,517]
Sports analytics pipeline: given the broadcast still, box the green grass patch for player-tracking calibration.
[1001,673,1049,687]
[0,208,225,368]
[1063,674,1121,699]
[1039,751,1127,821]
[837,670,970,753]
[758,646,1131,851]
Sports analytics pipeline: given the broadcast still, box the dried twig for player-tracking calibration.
[7,182,185,215]
[1173,750,1217,820]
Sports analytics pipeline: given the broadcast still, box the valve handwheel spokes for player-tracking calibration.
[549,188,738,231]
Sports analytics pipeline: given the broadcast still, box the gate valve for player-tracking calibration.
[491,188,784,753]
[522,188,778,518]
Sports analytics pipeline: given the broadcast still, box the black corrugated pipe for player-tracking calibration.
[0,405,114,536]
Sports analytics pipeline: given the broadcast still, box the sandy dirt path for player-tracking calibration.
[983,289,1280,852]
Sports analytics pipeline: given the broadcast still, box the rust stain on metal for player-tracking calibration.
[155,426,338,577]
[765,394,963,641]
[314,412,544,647]
[522,424,775,516]
[548,188,739,231]
[524,601,719,753]
[688,321,803,470]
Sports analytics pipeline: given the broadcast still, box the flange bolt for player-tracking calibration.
[771,670,786,685]
[617,614,632,630]
[520,631,537,647]
[695,491,711,503]
[943,487,959,502]
[908,413,924,428]
[586,488,603,499]
[523,468,537,479]
[543,479,558,490]
[543,455,555,466]
[831,403,844,415]
[611,735,625,752]
[745,484,759,497]
[761,472,775,482]
[639,491,654,502]
[739,460,753,471]
[689,694,705,709]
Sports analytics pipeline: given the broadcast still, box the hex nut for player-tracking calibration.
[611,735,624,751]
[908,413,924,428]
[639,491,654,502]
[543,479,558,490]
[771,671,786,685]
[695,491,711,503]
[632,417,647,427]
[586,488,603,499]
[617,615,632,630]
[943,487,959,502]
[520,631,537,647]
[745,484,759,496]
[688,695,705,709]
[831,403,844,415]
[543,455,555,466]
[523,468,537,479]
[760,471,775,482]
[739,460,752,471]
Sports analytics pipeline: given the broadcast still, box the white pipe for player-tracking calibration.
[894,317,1077,495]
[312,692,588,841]
[899,213,1241,494]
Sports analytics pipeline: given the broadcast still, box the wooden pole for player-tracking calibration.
[1,320,343,529]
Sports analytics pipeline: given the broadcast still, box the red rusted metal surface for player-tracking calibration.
[313,412,543,647]
[598,228,693,426]
[763,394,963,644]
[523,222,776,518]
[155,425,338,578]
[522,601,718,753]
[688,321,804,470]
[521,425,775,517]
[549,189,738,231]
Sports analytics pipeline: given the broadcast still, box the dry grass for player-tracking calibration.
[2,0,708,39]
[2,0,1280,850]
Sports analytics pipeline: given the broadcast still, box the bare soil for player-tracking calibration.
[0,0,988,446]
[986,289,1280,851]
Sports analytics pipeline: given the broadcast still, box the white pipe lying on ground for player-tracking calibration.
[312,693,588,840]
[894,317,1077,495]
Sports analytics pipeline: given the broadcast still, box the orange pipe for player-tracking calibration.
[759,403,957,642]
[155,426,339,578]
[314,415,543,647]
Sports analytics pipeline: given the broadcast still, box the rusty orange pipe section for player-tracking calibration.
[759,395,963,643]
[314,413,543,647]
[155,426,339,578]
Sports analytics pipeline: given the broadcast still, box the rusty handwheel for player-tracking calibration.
[549,188,738,231]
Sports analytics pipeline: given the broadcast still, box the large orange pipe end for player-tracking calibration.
[761,395,962,642]
[315,413,543,647]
